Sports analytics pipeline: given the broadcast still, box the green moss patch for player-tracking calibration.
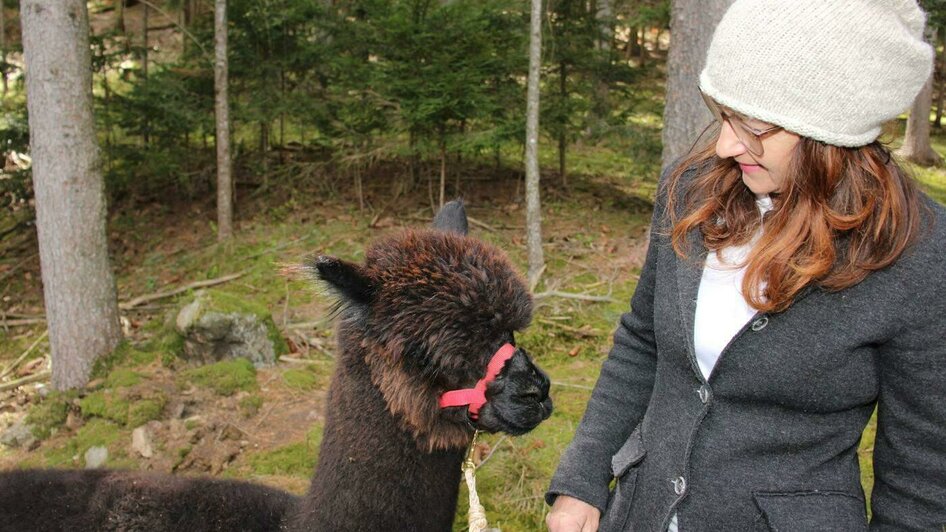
[25,392,73,440]
[247,425,323,477]
[106,368,143,388]
[179,358,258,396]
[42,418,123,468]
[79,389,168,427]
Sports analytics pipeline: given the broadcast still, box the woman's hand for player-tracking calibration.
[546,495,601,532]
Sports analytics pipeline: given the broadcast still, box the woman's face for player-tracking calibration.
[714,112,801,195]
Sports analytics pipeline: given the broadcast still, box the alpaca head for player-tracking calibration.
[309,201,552,451]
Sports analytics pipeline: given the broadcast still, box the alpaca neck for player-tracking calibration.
[288,341,467,531]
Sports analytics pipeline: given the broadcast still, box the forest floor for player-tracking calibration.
[1,128,945,530]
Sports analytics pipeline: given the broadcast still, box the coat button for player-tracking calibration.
[751,316,769,331]
[698,385,710,404]
[672,476,687,495]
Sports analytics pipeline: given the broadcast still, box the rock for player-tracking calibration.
[174,290,284,367]
[84,446,108,468]
[131,426,154,458]
[0,420,36,449]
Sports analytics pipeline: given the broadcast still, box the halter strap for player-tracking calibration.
[438,343,516,420]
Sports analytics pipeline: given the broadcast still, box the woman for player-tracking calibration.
[545,1,946,531]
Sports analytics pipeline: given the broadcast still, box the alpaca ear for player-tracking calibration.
[432,199,469,236]
[306,256,375,307]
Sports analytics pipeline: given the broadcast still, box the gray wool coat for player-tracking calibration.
[546,168,946,531]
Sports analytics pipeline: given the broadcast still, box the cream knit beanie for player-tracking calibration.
[699,0,934,147]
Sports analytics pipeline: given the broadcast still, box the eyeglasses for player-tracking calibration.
[701,92,782,156]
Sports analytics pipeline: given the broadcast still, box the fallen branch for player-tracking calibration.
[552,380,594,391]
[119,271,246,310]
[0,369,50,393]
[0,318,45,327]
[536,319,598,337]
[0,330,48,380]
[278,355,320,365]
[533,290,617,303]
[466,216,496,233]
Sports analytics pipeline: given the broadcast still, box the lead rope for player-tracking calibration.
[464,430,489,532]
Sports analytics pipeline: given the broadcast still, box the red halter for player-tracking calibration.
[438,343,516,420]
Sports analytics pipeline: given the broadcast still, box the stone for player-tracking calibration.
[0,420,36,449]
[174,290,284,367]
[84,446,108,468]
[131,426,154,458]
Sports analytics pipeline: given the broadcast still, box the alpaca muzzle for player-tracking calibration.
[437,343,516,420]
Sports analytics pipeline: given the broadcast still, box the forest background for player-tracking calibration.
[2,1,946,530]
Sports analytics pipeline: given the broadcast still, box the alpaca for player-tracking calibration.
[0,201,553,532]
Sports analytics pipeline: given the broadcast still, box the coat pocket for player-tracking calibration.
[600,425,646,532]
[752,490,867,532]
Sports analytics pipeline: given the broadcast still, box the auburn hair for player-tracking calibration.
[665,133,927,313]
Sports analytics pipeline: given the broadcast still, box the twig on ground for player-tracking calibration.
[119,271,246,310]
[532,290,617,303]
[0,318,45,328]
[466,216,496,233]
[279,355,320,365]
[551,381,594,391]
[0,252,38,285]
[0,330,48,380]
[478,435,507,467]
[536,319,598,337]
[0,369,50,393]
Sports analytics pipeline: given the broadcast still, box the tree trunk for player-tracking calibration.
[116,0,125,34]
[214,0,233,240]
[897,26,942,167]
[525,0,545,290]
[660,0,733,171]
[558,60,567,186]
[935,29,945,129]
[142,0,150,146]
[439,136,446,209]
[21,0,123,390]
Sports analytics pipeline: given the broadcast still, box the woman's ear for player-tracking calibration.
[306,256,375,307]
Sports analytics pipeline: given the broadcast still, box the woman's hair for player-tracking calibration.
[665,133,926,313]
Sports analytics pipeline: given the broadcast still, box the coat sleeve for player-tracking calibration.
[869,204,946,531]
[545,171,674,512]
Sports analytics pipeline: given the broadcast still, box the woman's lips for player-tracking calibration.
[738,162,763,173]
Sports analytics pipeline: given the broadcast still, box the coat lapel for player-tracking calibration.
[675,227,707,380]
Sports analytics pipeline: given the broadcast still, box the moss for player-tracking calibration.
[79,390,131,425]
[239,394,264,416]
[179,358,258,396]
[106,368,143,388]
[90,341,133,380]
[43,418,122,468]
[247,425,323,477]
[80,389,167,427]
[127,394,168,427]
[283,368,318,391]
[25,392,74,440]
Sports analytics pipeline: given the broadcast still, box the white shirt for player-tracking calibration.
[692,194,772,380]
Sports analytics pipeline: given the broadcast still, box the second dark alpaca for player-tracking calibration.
[0,201,553,531]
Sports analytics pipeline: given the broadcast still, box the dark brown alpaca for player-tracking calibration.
[0,201,553,531]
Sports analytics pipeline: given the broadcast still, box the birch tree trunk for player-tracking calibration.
[660,0,733,171]
[935,30,945,128]
[897,26,942,167]
[525,0,544,289]
[21,0,122,390]
[215,0,233,240]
